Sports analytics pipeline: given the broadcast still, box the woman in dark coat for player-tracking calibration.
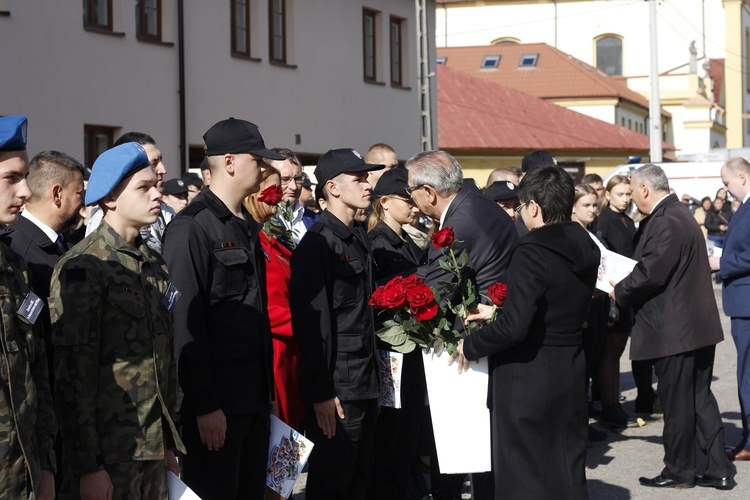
[458,166,600,500]
[365,169,426,500]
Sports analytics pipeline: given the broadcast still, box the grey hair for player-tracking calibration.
[632,164,669,193]
[724,156,750,175]
[405,150,463,197]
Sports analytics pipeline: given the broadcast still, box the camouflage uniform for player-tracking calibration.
[50,220,185,499]
[0,242,57,498]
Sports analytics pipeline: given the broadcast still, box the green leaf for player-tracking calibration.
[392,340,416,353]
[438,259,454,273]
[437,317,449,331]
[447,342,458,357]
[433,338,445,357]
[377,325,409,346]
[458,249,469,267]
[382,319,399,328]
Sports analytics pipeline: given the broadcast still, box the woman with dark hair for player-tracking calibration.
[694,196,712,238]
[705,197,732,248]
[243,167,304,433]
[365,168,427,500]
[457,166,600,499]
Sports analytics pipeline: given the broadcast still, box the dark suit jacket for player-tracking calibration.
[418,188,518,299]
[720,200,750,317]
[0,214,68,379]
[615,195,724,360]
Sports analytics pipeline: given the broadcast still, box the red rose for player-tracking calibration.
[258,184,284,205]
[407,284,439,321]
[369,285,388,309]
[487,282,508,307]
[431,227,455,249]
[401,274,424,289]
[382,282,407,309]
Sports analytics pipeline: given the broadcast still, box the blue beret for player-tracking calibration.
[0,116,28,152]
[85,143,151,205]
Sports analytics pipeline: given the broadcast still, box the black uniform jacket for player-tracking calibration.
[290,210,379,404]
[163,189,273,416]
[615,195,724,360]
[368,221,424,283]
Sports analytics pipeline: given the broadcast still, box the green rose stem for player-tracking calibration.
[448,246,472,337]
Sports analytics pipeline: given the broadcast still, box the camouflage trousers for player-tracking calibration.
[59,460,167,500]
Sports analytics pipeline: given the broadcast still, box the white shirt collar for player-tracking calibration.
[649,194,671,215]
[21,209,60,243]
[743,191,750,204]
[438,193,458,229]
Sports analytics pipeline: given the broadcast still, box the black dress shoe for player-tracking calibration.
[696,475,734,490]
[639,475,694,489]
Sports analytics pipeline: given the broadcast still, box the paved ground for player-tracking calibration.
[293,282,745,498]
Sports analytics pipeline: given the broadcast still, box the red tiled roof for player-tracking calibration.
[437,43,654,110]
[437,65,673,153]
[708,58,724,103]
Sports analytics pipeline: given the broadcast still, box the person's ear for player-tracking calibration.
[52,183,64,207]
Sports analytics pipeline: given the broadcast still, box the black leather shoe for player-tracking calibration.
[696,475,734,490]
[639,475,694,489]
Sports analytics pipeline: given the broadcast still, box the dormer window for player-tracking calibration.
[519,53,538,67]
[481,55,500,69]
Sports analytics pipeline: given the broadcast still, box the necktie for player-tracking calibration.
[55,234,66,254]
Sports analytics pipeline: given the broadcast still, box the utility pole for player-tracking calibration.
[649,0,663,162]
[416,0,434,151]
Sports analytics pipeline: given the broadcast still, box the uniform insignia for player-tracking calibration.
[161,282,181,313]
[17,291,43,324]
[352,149,363,160]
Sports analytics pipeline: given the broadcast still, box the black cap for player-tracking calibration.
[485,181,519,201]
[373,169,409,198]
[300,172,313,189]
[203,118,284,159]
[314,148,384,187]
[162,179,189,196]
[199,157,210,171]
[522,150,556,172]
[181,172,203,188]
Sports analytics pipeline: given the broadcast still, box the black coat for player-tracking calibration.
[368,221,424,283]
[419,188,518,299]
[597,207,636,258]
[615,195,724,360]
[463,222,600,500]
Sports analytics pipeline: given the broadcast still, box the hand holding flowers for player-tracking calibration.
[259,185,298,248]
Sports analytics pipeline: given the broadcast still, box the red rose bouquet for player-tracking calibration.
[371,227,507,356]
[259,184,297,248]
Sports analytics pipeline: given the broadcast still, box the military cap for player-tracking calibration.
[0,116,28,152]
[203,117,284,160]
[372,168,408,198]
[163,178,189,196]
[521,150,557,173]
[85,142,151,205]
[485,181,519,201]
[315,148,384,187]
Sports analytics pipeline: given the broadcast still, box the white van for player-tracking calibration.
[602,161,725,202]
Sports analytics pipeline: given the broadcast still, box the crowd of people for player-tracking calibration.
[0,112,746,500]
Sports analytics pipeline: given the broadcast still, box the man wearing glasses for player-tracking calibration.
[263,148,319,245]
[406,150,518,500]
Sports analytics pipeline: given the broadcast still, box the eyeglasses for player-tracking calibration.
[405,184,425,196]
[514,202,527,215]
[281,175,305,186]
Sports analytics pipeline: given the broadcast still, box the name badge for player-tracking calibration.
[18,291,44,325]
[161,282,181,313]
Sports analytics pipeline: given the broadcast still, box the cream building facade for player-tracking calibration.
[437,0,744,153]
[0,0,436,172]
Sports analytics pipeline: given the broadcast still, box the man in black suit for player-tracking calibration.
[406,150,518,500]
[612,164,733,490]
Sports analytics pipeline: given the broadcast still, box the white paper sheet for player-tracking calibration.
[266,415,314,498]
[377,350,404,408]
[422,349,491,474]
[168,471,201,500]
[596,248,638,293]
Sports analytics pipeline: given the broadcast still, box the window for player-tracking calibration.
[519,53,538,67]
[84,125,116,168]
[137,0,161,41]
[363,9,378,81]
[595,35,622,76]
[390,16,403,86]
[232,0,251,56]
[436,57,447,65]
[481,55,500,69]
[83,0,112,30]
[269,0,286,63]
[491,37,520,45]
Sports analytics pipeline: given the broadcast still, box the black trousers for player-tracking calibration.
[304,399,378,500]
[652,345,731,482]
[181,412,270,500]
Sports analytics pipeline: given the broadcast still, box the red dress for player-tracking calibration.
[260,231,303,427]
